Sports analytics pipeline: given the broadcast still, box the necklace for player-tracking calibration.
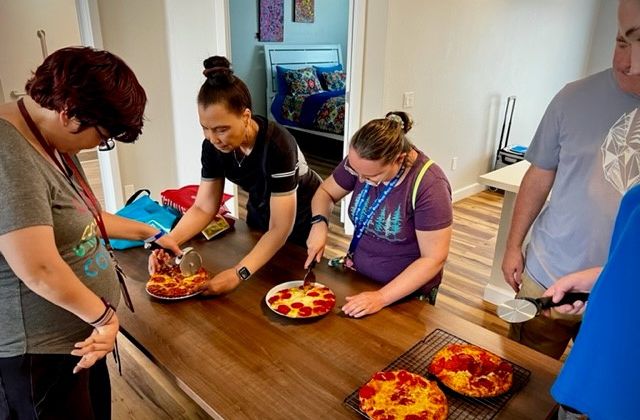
[233,149,247,167]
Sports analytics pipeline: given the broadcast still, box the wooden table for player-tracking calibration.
[115,221,560,419]
[478,161,530,304]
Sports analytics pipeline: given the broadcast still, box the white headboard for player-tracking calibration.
[263,44,343,116]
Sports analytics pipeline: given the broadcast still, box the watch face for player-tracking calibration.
[238,266,251,280]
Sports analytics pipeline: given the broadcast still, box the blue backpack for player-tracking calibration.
[109,189,181,250]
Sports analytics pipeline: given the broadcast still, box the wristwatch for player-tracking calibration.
[237,266,251,281]
[310,214,329,226]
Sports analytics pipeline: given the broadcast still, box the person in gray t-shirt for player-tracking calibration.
[502,1,640,359]
[0,47,179,419]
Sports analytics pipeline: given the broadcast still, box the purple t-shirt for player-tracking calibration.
[333,150,452,291]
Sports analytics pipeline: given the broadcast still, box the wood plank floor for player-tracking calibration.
[110,182,509,418]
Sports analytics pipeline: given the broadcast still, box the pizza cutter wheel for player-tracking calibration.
[496,292,590,323]
[175,247,202,276]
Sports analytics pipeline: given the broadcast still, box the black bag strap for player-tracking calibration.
[125,189,151,206]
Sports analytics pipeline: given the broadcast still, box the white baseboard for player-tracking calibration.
[483,283,516,305]
[452,183,486,203]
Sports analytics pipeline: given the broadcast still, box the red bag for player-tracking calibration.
[161,185,233,215]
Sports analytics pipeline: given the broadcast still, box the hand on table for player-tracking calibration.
[200,268,241,296]
[71,313,120,374]
[342,291,386,318]
[502,247,524,292]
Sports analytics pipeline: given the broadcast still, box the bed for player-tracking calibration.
[264,44,345,141]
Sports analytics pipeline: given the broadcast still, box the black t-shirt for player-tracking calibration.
[201,116,320,243]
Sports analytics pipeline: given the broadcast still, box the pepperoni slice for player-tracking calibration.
[359,385,376,399]
[291,302,304,309]
[267,296,279,304]
[276,305,291,315]
[306,291,320,297]
[298,306,312,317]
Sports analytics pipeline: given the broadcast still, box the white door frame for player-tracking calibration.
[342,0,367,235]
[75,0,125,212]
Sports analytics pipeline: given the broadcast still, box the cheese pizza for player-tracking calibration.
[146,266,208,299]
[427,343,513,397]
[358,370,448,420]
[267,285,336,318]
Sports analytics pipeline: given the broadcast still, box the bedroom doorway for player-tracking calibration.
[226,0,365,232]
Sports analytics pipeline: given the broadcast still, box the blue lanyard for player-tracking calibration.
[348,165,406,256]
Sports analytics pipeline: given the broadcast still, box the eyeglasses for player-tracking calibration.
[95,126,116,152]
[344,159,383,187]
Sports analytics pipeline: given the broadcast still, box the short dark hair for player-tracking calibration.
[25,46,147,143]
[197,56,252,114]
[350,111,414,164]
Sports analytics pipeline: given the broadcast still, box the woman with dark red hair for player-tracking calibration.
[0,47,179,419]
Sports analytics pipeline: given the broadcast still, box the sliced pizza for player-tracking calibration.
[267,285,336,318]
[427,343,513,397]
[146,266,208,299]
[358,370,448,420]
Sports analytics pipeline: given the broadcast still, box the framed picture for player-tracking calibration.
[259,0,284,42]
[294,0,314,23]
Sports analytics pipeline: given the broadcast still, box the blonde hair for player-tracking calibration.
[350,111,414,164]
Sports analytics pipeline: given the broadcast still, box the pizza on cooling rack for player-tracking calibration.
[267,285,336,318]
[146,266,209,299]
[358,370,448,420]
[427,343,513,397]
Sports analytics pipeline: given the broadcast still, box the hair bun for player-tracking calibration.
[385,111,413,134]
[203,56,234,86]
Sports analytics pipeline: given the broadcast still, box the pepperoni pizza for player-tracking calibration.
[146,266,209,299]
[267,284,336,318]
[358,370,448,420]
[427,343,513,397]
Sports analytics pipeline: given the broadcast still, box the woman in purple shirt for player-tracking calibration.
[306,112,453,317]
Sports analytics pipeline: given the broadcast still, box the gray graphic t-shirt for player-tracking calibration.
[0,119,120,357]
[525,69,640,288]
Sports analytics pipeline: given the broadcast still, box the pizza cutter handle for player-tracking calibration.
[535,292,590,310]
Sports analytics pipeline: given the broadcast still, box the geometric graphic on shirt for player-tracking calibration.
[74,221,98,258]
[350,190,406,242]
[602,108,640,194]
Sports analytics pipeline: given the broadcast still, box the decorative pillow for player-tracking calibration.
[276,65,294,95]
[314,64,343,89]
[321,70,346,91]
[283,67,323,95]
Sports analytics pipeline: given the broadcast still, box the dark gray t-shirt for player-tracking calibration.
[0,119,120,357]
[525,69,640,288]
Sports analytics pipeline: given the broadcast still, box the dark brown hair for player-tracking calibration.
[198,56,252,114]
[25,46,146,143]
[350,111,414,164]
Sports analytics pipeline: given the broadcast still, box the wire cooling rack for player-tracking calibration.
[344,328,531,419]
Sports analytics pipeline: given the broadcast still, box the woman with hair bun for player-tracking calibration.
[306,112,453,317]
[151,56,321,295]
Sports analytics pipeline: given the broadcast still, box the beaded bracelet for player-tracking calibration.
[89,297,116,328]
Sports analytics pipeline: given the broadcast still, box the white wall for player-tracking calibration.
[96,0,226,199]
[97,0,178,199]
[0,0,81,102]
[362,0,601,197]
[586,0,618,75]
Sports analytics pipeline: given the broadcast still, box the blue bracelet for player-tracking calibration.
[144,230,166,243]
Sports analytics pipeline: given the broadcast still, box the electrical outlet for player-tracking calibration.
[124,184,135,199]
[402,91,415,108]
[451,157,458,171]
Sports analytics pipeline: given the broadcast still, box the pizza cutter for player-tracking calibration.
[497,292,590,323]
[174,247,202,276]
